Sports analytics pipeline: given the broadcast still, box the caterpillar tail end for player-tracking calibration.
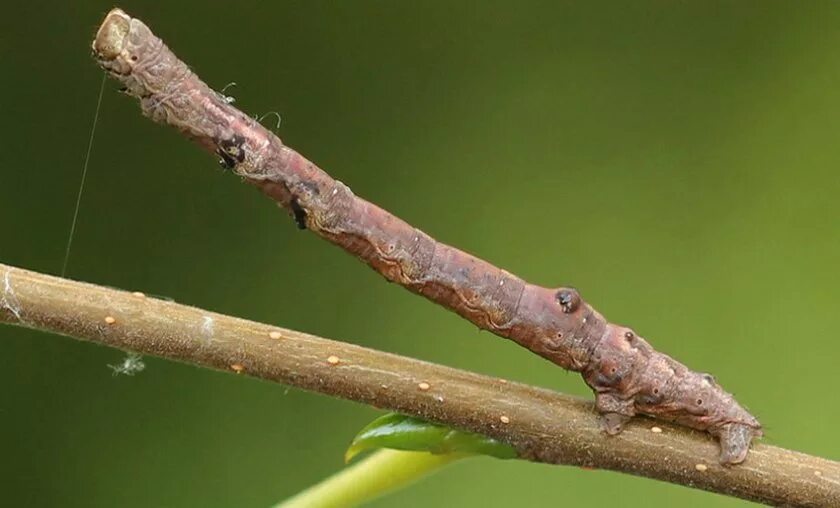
[717,423,761,465]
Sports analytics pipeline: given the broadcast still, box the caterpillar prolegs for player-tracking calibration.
[92,9,761,464]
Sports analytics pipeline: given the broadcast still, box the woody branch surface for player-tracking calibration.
[2,264,839,506]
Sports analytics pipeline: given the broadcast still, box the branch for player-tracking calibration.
[1,263,837,506]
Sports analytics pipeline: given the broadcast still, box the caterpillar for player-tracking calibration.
[92,8,761,464]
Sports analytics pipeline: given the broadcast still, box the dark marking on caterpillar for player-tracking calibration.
[300,180,321,197]
[215,134,246,170]
[556,288,580,313]
[290,199,308,230]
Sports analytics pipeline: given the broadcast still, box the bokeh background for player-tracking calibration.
[2,1,838,506]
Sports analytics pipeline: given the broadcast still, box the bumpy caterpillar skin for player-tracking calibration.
[93,9,761,464]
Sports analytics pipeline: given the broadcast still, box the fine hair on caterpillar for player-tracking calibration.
[91,8,761,465]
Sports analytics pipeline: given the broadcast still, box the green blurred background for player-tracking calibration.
[2,1,838,506]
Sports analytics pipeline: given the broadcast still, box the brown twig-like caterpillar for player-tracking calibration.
[92,9,761,464]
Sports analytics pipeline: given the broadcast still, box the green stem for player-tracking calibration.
[275,450,467,508]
